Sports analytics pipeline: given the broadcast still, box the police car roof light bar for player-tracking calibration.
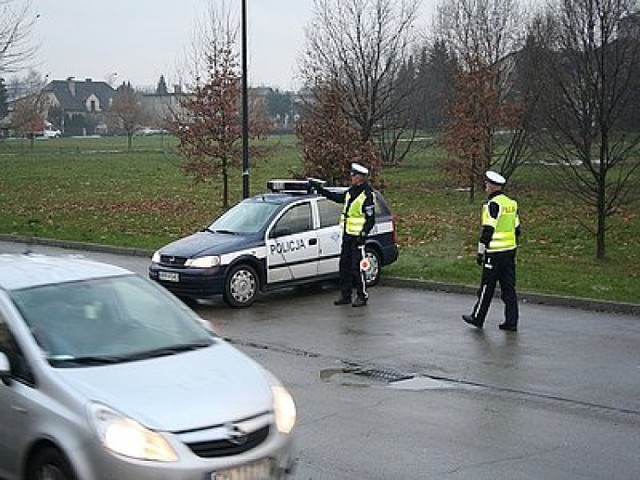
[267,179,322,194]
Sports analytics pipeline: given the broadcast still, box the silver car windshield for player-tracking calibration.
[207,200,281,234]
[10,275,216,367]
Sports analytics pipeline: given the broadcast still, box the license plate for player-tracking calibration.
[210,458,272,480]
[158,271,179,282]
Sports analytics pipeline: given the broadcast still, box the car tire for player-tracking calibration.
[223,264,259,308]
[27,446,77,480]
[363,247,382,286]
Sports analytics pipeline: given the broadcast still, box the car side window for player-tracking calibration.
[373,192,390,216]
[270,203,312,238]
[0,317,35,386]
[317,199,342,228]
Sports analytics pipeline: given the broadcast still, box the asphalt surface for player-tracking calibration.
[1,236,639,479]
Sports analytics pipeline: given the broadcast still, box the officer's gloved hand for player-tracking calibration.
[307,178,323,189]
[476,242,486,266]
[357,233,367,245]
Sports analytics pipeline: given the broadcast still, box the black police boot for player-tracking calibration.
[334,296,352,306]
[462,314,483,329]
[498,323,518,332]
[352,296,368,307]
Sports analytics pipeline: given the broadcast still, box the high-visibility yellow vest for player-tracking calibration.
[341,191,367,235]
[482,194,519,252]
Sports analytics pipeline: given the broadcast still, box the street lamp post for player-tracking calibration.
[241,0,250,198]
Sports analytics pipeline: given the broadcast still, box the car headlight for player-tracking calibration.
[151,251,161,263]
[185,256,221,268]
[272,385,296,434]
[88,403,178,462]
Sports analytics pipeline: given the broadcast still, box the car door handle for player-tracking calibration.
[308,238,317,246]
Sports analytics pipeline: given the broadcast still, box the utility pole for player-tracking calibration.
[241,0,250,198]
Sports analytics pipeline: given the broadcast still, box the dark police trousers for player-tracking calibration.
[339,234,367,300]
[471,250,518,326]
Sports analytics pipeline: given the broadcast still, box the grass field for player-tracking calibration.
[1,134,638,304]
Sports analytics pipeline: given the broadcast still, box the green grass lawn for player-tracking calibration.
[1,134,638,304]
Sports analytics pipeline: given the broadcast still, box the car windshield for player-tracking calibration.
[10,275,216,367]
[207,199,281,234]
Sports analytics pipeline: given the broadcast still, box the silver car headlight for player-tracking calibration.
[185,256,221,268]
[88,403,178,462]
[272,385,296,434]
[151,251,161,263]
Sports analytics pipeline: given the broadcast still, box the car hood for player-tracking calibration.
[159,231,261,257]
[55,341,273,432]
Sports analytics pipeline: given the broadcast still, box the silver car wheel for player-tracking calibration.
[27,447,75,480]
[39,465,66,480]
[363,249,381,286]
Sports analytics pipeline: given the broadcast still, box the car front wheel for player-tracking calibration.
[224,264,259,308]
[27,447,77,480]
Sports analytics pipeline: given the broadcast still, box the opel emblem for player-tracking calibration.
[225,423,249,446]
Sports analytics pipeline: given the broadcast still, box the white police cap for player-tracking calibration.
[350,163,369,175]
[485,170,506,186]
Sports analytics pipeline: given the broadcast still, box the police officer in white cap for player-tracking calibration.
[309,162,375,307]
[463,170,521,331]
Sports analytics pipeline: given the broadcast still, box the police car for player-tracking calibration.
[149,180,398,307]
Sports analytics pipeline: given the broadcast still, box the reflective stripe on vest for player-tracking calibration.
[482,194,518,252]
[341,191,367,235]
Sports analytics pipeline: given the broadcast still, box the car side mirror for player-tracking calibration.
[0,352,11,385]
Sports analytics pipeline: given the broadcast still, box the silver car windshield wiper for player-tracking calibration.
[123,340,215,361]
[48,355,129,367]
[209,229,237,235]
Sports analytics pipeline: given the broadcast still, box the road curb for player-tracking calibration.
[381,277,640,316]
[2,234,638,316]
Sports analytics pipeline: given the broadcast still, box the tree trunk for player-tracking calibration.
[596,172,606,260]
[468,171,476,204]
[222,157,229,209]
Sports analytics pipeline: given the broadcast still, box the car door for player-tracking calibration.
[315,198,343,276]
[0,314,37,479]
[265,201,319,284]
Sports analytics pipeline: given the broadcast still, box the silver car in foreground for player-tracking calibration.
[0,254,296,479]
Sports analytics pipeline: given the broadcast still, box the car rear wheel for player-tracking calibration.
[363,247,382,286]
[224,264,259,308]
[27,447,77,480]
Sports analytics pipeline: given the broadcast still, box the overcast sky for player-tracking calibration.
[32,0,436,92]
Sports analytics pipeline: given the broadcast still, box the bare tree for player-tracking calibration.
[0,0,38,75]
[170,1,269,208]
[435,0,531,194]
[107,83,149,150]
[8,70,48,148]
[440,62,526,202]
[296,87,381,184]
[532,0,640,260]
[301,0,420,165]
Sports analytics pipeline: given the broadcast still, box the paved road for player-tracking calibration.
[2,241,639,479]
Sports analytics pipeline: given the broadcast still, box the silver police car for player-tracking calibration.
[0,254,296,480]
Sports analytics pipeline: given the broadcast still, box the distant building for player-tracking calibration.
[42,77,115,135]
[141,84,186,128]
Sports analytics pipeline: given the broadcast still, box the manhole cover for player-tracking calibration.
[353,367,413,382]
